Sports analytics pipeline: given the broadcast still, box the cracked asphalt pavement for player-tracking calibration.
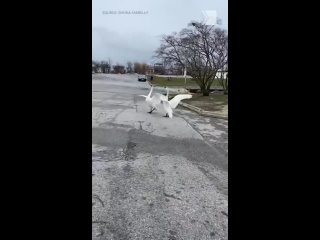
[92,74,228,240]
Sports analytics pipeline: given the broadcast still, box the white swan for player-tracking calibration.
[139,85,167,114]
[139,85,189,118]
[159,94,192,118]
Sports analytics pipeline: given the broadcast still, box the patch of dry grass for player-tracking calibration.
[181,93,228,113]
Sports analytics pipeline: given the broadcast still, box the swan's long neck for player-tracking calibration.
[147,87,153,98]
[166,88,169,97]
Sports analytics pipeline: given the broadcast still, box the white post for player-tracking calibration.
[184,67,187,89]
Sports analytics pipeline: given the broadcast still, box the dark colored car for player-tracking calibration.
[138,75,147,82]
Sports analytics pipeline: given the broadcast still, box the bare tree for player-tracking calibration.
[141,63,147,74]
[133,62,140,74]
[92,61,98,73]
[155,22,228,96]
[100,61,111,73]
[134,62,147,74]
[113,64,126,74]
[93,61,102,73]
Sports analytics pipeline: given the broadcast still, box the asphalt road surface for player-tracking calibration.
[92,73,228,240]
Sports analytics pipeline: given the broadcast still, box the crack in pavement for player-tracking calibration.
[163,192,182,201]
[92,194,105,207]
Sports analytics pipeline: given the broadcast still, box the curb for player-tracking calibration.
[179,102,228,120]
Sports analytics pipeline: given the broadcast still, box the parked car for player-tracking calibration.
[138,75,147,82]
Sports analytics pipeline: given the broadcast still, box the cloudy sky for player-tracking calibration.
[92,0,228,65]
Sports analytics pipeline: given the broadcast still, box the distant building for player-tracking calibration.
[153,63,165,75]
[165,63,183,75]
[216,69,228,79]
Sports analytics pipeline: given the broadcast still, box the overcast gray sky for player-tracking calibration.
[92,0,228,65]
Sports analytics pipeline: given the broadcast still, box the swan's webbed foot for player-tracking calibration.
[163,113,169,118]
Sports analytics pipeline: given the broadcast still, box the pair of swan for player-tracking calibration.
[139,85,192,118]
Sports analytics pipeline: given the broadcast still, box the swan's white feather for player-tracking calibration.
[162,100,173,118]
[169,94,192,109]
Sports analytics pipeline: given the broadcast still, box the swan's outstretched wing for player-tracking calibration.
[162,100,173,118]
[169,94,192,109]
